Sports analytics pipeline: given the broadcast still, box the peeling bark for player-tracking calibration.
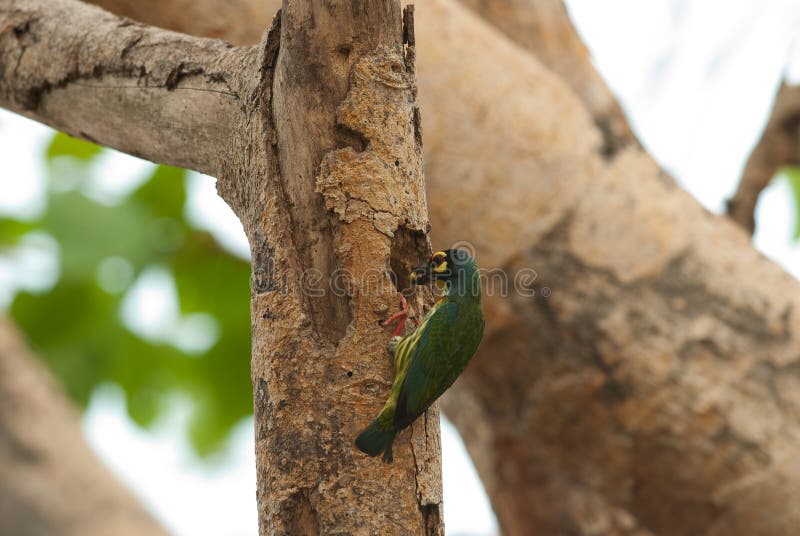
[727,81,800,233]
[0,316,167,536]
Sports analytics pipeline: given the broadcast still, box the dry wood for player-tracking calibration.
[0,316,168,536]
[87,0,270,45]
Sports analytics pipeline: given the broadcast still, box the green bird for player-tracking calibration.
[355,248,484,462]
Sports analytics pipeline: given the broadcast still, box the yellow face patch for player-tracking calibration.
[432,251,448,273]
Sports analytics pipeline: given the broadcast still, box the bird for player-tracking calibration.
[355,248,484,462]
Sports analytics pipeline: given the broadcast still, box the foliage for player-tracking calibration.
[785,166,800,241]
[3,133,252,456]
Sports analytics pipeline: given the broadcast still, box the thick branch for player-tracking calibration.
[0,0,247,175]
[86,0,269,46]
[414,3,800,534]
[87,0,639,162]
[0,316,167,536]
[458,0,638,157]
[727,81,800,233]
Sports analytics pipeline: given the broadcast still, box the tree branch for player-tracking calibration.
[458,0,638,157]
[0,0,248,175]
[0,316,168,536]
[415,4,800,534]
[727,81,800,233]
[86,0,269,46]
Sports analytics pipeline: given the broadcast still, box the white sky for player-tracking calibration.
[3,1,800,535]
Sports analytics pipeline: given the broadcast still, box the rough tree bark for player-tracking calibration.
[6,0,800,535]
[727,81,800,233]
[234,3,443,534]
[2,0,442,534]
[0,316,167,536]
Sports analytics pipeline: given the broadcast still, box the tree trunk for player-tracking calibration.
[0,316,168,536]
[7,0,800,535]
[225,3,443,534]
[2,0,442,534]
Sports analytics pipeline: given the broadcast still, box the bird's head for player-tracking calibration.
[409,249,476,289]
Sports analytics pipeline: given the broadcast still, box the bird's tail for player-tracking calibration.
[355,416,397,463]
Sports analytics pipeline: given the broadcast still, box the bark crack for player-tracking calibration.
[119,32,143,59]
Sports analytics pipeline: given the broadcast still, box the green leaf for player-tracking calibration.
[9,148,253,456]
[784,166,800,241]
[0,218,37,245]
[46,132,102,162]
[171,230,253,453]
[132,165,187,219]
[42,191,157,282]
[12,281,121,407]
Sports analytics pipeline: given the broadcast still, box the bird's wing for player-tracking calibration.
[394,301,462,426]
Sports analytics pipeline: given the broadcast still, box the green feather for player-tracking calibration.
[356,250,484,462]
[355,415,397,462]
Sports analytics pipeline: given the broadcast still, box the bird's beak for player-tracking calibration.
[409,262,431,285]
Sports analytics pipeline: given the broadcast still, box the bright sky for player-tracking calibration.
[2,1,800,535]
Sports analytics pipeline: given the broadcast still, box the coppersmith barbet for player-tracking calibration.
[355,249,484,462]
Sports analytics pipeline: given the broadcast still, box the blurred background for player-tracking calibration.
[2,1,800,534]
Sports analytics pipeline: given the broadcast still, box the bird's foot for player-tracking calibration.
[381,292,411,337]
